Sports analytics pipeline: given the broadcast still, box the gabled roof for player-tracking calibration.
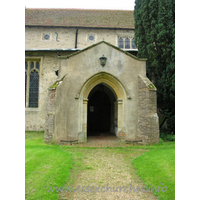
[59,41,146,61]
[25,8,135,29]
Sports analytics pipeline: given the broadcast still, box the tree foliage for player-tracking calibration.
[134,0,175,134]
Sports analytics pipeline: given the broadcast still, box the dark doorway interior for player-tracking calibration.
[87,84,117,137]
[88,89,111,134]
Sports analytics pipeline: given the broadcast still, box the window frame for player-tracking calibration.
[118,37,124,48]
[29,69,39,108]
[131,38,137,49]
[87,32,96,43]
[117,36,137,50]
[125,37,131,49]
[25,57,42,110]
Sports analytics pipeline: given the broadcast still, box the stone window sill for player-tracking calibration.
[25,108,40,112]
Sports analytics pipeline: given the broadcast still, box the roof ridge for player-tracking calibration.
[25,8,133,12]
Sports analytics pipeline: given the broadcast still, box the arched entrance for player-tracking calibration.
[78,72,127,142]
[87,84,117,136]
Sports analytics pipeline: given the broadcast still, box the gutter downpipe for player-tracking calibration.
[75,29,78,49]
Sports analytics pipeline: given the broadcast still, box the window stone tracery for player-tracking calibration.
[25,60,40,108]
[117,35,137,49]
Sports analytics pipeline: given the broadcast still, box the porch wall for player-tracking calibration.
[44,89,56,143]
[137,75,159,144]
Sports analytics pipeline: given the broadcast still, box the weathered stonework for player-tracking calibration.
[44,89,56,143]
[137,75,159,144]
[25,9,159,145]
[25,52,72,131]
[117,131,127,140]
[43,42,159,144]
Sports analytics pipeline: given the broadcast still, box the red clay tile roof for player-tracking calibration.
[25,8,135,29]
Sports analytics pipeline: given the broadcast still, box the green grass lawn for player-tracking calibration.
[26,132,175,200]
[132,142,175,200]
[25,132,75,200]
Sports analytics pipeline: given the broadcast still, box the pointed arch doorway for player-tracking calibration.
[87,84,117,136]
[78,72,127,142]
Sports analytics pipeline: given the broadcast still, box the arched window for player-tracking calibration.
[30,62,34,70]
[132,38,137,49]
[29,70,39,108]
[118,37,123,48]
[36,62,40,70]
[25,60,40,108]
[125,38,130,49]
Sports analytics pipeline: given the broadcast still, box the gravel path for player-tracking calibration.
[60,148,157,200]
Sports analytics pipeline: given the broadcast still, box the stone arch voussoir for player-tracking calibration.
[79,72,127,100]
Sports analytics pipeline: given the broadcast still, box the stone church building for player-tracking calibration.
[25,9,159,144]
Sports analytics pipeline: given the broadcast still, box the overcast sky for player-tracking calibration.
[25,0,135,10]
